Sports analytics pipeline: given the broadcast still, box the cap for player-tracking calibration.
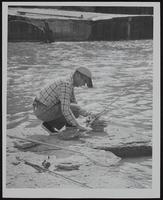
[75,67,93,88]
[76,67,92,78]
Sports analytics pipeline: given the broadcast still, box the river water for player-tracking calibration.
[6,40,153,188]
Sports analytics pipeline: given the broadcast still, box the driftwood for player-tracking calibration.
[16,156,92,188]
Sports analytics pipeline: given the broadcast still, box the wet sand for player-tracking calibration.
[6,124,152,189]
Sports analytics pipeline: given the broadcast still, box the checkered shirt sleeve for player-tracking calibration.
[58,82,79,126]
[70,88,77,103]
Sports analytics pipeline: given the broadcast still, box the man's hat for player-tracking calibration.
[75,67,93,88]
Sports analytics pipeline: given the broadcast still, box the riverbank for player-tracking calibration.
[6,124,152,189]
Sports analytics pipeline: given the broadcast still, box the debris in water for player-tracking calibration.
[11,161,21,166]
[90,119,108,132]
[42,156,51,169]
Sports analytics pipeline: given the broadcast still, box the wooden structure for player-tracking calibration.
[8,8,153,42]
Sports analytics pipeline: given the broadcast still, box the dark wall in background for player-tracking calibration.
[94,7,153,14]
[8,6,153,42]
[8,15,153,42]
[89,16,153,41]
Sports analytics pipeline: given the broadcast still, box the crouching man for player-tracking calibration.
[33,67,96,135]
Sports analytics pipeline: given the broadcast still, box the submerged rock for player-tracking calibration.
[57,128,80,140]
[83,137,152,158]
[95,144,152,158]
[68,146,121,167]
[13,141,40,151]
[80,124,152,158]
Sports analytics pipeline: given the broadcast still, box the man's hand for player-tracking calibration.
[86,113,98,124]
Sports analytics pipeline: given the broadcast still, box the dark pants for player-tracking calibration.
[33,99,80,129]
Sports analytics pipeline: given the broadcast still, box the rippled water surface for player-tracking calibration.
[7,40,153,134]
[6,40,153,188]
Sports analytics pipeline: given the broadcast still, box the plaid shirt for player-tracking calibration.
[36,75,79,126]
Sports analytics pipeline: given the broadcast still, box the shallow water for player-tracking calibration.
[7,40,152,133]
[6,40,153,188]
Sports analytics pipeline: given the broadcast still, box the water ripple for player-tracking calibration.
[7,40,152,139]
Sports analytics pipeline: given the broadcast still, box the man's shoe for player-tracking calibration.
[42,122,58,134]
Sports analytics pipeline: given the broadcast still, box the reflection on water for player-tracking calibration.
[7,40,153,137]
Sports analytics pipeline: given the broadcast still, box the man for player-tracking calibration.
[33,67,96,135]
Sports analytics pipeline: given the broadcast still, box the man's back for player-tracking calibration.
[36,77,73,107]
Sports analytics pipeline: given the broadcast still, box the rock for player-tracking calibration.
[55,162,80,171]
[57,127,81,140]
[85,138,152,158]
[101,145,152,158]
[13,141,40,151]
[68,146,121,167]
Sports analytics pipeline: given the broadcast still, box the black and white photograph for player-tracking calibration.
[2,1,160,198]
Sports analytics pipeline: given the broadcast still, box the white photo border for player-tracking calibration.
[2,1,160,198]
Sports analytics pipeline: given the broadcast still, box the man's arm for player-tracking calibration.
[58,83,79,127]
[70,88,77,104]
[58,83,92,131]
